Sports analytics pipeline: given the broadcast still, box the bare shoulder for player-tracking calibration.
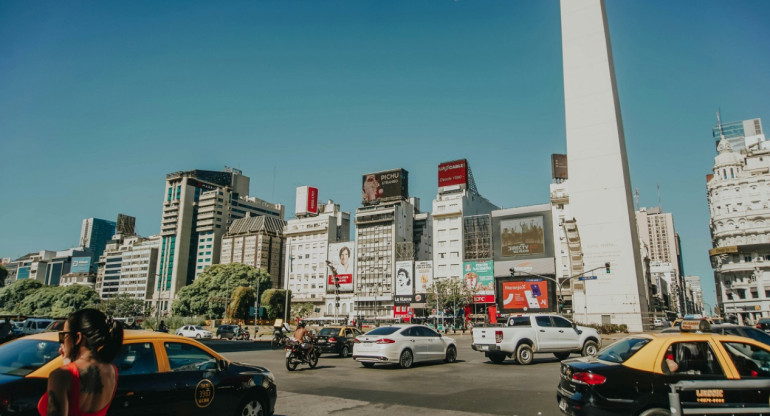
[48,367,72,388]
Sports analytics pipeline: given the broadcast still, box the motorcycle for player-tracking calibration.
[271,330,288,350]
[285,338,319,371]
[234,327,250,341]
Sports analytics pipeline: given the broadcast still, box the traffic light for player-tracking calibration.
[605,262,611,274]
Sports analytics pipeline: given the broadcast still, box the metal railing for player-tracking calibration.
[669,379,770,415]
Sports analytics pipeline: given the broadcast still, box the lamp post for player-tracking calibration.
[326,260,340,324]
[509,263,611,315]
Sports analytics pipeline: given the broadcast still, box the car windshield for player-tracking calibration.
[194,326,205,331]
[0,339,60,376]
[319,328,340,336]
[365,327,399,336]
[597,337,651,363]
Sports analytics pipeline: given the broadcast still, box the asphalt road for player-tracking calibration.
[207,334,570,416]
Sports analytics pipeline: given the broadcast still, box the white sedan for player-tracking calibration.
[352,324,457,368]
[175,325,213,339]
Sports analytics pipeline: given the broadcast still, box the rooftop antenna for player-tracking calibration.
[272,166,276,201]
[634,188,640,211]
[657,183,662,209]
[717,109,725,140]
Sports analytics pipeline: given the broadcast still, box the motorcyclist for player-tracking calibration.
[0,317,13,343]
[158,320,168,333]
[293,321,315,358]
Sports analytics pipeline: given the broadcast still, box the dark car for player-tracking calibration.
[556,329,770,415]
[712,324,770,346]
[316,326,363,357]
[216,324,238,340]
[0,330,277,416]
[756,318,770,333]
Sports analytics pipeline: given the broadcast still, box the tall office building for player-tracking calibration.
[97,234,159,311]
[284,196,351,320]
[80,218,116,269]
[116,214,136,236]
[154,167,284,314]
[712,116,763,154]
[561,0,648,331]
[636,206,683,315]
[708,133,770,324]
[220,215,286,288]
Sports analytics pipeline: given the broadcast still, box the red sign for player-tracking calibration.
[394,305,409,319]
[473,294,495,303]
[307,187,318,214]
[328,274,353,285]
[438,159,468,187]
[501,281,549,310]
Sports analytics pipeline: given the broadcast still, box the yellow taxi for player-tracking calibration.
[0,330,276,416]
[557,320,770,415]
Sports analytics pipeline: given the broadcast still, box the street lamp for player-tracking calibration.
[326,260,341,324]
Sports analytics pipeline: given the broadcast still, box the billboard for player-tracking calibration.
[551,154,568,180]
[395,260,414,300]
[295,186,319,216]
[70,257,92,274]
[361,169,409,206]
[498,279,553,312]
[438,159,468,188]
[327,242,354,293]
[413,261,433,303]
[464,260,494,303]
[500,216,545,257]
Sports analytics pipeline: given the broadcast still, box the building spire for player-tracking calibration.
[717,109,725,140]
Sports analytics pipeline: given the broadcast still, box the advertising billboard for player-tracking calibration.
[361,169,409,206]
[495,277,556,313]
[413,261,433,303]
[463,260,494,303]
[500,216,545,257]
[70,257,92,274]
[395,260,414,300]
[327,242,354,293]
[295,186,319,216]
[438,159,468,188]
[551,154,568,180]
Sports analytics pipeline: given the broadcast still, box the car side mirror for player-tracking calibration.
[216,359,229,372]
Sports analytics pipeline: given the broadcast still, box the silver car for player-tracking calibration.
[352,324,457,368]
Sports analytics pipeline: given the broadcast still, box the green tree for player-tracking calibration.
[229,286,256,321]
[426,279,470,313]
[20,286,61,317]
[0,279,43,314]
[0,264,8,288]
[261,289,290,320]
[293,302,314,320]
[172,263,272,319]
[50,285,101,317]
[100,293,145,317]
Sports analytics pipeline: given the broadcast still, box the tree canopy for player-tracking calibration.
[172,263,272,319]
[100,293,145,318]
[0,279,44,314]
[261,289,290,320]
[0,280,100,317]
[0,264,8,287]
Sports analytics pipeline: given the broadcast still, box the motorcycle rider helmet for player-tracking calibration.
[298,320,306,328]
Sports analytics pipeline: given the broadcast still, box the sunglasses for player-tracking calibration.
[58,331,75,343]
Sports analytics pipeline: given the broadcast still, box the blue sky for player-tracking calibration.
[2,1,769,310]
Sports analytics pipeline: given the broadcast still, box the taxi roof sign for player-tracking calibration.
[680,319,711,333]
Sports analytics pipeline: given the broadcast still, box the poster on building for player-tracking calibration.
[463,260,494,303]
[395,260,414,297]
[413,261,433,302]
[327,242,354,293]
[295,186,319,216]
[361,169,409,206]
[438,159,468,188]
[500,280,550,311]
[500,216,545,257]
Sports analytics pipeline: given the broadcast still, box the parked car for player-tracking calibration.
[176,325,213,339]
[652,318,664,328]
[0,330,277,415]
[216,324,238,340]
[352,324,457,368]
[20,319,53,335]
[756,317,770,333]
[471,314,601,364]
[43,319,65,332]
[316,326,364,357]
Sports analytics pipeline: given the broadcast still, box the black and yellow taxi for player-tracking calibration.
[0,330,277,416]
[315,326,364,357]
[556,320,770,415]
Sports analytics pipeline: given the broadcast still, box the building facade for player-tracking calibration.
[97,234,160,310]
[80,218,117,270]
[220,215,286,288]
[636,207,683,316]
[713,116,763,154]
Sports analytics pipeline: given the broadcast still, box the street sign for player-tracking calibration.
[578,276,598,281]
[513,266,533,272]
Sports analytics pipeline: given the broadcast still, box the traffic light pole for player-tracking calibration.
[509,263,610,315]
[325,260,341,324]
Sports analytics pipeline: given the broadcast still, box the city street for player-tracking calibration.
[211,334,569,416]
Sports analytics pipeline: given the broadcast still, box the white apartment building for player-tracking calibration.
[636,207,682,315]
[684,275,704,315]
[284,200,351,318]
[98,234,160,310]
[649,261,677,315]
[708,133,770,324]
[220,215,286,288]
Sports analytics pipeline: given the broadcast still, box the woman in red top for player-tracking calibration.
[38,308,124,416]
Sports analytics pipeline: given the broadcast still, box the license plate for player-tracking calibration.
[317,340,326,344]
[559,399,567,412]
[478,345,489,351]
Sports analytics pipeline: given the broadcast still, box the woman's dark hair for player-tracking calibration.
[397,268,411,285]
[67,308,124,363]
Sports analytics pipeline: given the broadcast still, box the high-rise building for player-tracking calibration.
[707,134,770,324]
[97,234,159,311]
[283,197,351,319]
[116,214,136,236]
[80,218,116,269]
[154,167,283,314]
[636,206,684,315]
[712,116,763,154]
[684,276,704,315]
[220,215,286,287]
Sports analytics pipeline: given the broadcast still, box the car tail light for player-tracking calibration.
[757,324,762,329]
[354,338,361,343]
[495,330,503,343]
[375,338,396,344]
[0,390,10,410]
[572,372,606,385]
[329,337,337,343]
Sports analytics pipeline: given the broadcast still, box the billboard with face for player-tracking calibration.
[413,261,433,303]
[497,278,554,313]
[438,159,468,188]
[327,242,354,293]
[395,260,414,298]
[500,216,545,257]
[361,169,409,206]
[464,260,494,303]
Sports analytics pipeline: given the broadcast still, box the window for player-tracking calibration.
[661,341,724,377]
[597,337,650,363]
[164,342,217,372]
[552,317,573,328]
[721,342,770,378]
[113,342,158,375]
[535,316,552,327]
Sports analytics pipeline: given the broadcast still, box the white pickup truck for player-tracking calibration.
[471,314,601,364]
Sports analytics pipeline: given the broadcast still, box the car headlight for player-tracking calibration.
[262,370,275,387]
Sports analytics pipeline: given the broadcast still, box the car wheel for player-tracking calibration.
[196,334,202,339]
[489,352,506,364]
[236,395,265,416]
[554,352,571,361]
[444,345,457,363]
[399,349,414,369]
[340,345,350,358]
[361,362,375,368]
[637,408,670,416]
[582,340,599,357]
[516,344,533,365]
